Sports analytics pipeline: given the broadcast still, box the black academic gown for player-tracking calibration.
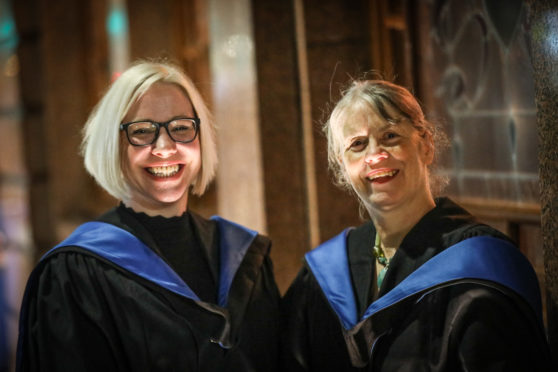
[16,208,281,372]
[281,198,552,372]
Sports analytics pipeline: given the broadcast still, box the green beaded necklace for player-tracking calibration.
[373,231,390,289]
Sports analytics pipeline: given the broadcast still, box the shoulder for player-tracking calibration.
[421,197,514,247]
[34,215,155,288]
[423,282,533,318]
[441,218,514,249]
[35,243,128,282]
[24,247,121,310]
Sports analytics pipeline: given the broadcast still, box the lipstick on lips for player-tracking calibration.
[366,168,399,184]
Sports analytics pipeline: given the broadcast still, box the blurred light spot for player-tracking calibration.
[0,18,13,38]
[545,12,558,57]
[4,54,18,77]
[221,34,253,58]
[0,15,18,51]
[106,8,128,36]
[111,71,122,82]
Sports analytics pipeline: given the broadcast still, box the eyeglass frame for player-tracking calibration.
[119,116,201,146]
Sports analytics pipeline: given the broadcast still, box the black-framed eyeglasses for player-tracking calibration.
[120,117,200,146]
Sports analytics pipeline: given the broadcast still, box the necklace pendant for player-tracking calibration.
[377,266,387,289]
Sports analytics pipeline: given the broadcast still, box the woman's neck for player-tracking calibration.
[122,198,188,218]
[370,194,436,250]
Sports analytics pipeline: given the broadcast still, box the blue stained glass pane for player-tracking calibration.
[421,0,539,203]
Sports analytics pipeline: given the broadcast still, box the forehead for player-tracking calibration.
[339,109,383,136]
[334,104,394,139]
[332,104,415,145]
[126,82,194,120]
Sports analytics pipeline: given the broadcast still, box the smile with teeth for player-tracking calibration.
[147,164,181,177]
[367,169,398,181]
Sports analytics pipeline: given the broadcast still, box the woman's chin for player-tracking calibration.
[364,194,402,212]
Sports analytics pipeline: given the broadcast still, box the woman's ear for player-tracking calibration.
[420,130,435,165]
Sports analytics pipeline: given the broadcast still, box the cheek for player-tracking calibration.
[120,145,132,178]
[123,145,151,177]
[125,146,140,168]
[342,159,364,189]
[342,149,366,172]
[120,137,134,172]
[183,141,201,162]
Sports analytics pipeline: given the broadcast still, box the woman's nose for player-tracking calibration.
[152,130,177,157]
[364,149,388,166]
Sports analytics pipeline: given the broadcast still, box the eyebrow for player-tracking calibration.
[377,123,396,131]
[344,122,395,138]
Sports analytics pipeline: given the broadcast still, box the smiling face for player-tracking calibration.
[338,105,434,215]
[121,82,201,217]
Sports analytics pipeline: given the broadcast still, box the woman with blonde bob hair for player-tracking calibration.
[281,79,551,371]
[82,60,218,201]
[17,60,281,372]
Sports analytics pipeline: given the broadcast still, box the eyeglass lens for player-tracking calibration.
[127,119,197,145]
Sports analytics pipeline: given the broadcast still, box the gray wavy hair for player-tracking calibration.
[323,79,449,197]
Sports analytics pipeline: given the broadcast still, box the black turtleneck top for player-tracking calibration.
[118,204,218,303]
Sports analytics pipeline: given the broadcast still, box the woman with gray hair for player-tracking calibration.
[281,80,551,371]
[17,60,280,372]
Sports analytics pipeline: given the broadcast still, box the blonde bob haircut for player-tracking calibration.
[82,60,218,201]
[324,79,449,197]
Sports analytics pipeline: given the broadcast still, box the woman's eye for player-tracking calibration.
[383,132,399,142]
[132,128,154,135]
[171,125,191,132]
[349,139,367,152]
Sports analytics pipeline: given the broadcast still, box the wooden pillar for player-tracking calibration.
[13,0,57,257]
[303,0,371,242]
[527,0,558,359]
[15,0,112,256]
[127,0,178,60]
[251,0,311,292]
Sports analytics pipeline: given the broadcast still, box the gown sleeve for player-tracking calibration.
[18,252,127,372]
[451,285,552,371]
